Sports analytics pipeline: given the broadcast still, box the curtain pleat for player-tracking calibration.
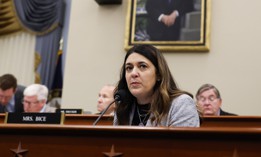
[36,27,62,89]
[13,0,63,34]
[0,31,35,86]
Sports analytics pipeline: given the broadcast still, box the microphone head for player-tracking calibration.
[114,89,127,102]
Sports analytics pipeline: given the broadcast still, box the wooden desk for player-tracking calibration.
[200,116,261,127]
[0,113,5,123]
[2,114,261,128]
[0,113,113,125]
[0,124,261,157]
[64,114,113,125]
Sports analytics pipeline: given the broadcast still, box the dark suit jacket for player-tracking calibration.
[0,85,25,113]
[145,0,194,41]
[220,108,237,116]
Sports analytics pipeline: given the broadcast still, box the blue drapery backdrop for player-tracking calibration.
[13,0,65,102]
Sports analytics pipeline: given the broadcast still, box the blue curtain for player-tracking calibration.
[13,0,65,90]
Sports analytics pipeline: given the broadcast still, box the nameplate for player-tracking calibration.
[5,112,64,124]
[56,109,83,114]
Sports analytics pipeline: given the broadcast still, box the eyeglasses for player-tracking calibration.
[198,96,219,103]
[22,100,39,105]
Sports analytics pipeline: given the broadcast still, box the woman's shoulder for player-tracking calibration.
[168,94,199,127]
[170,94,195,110]
[172,94,193,104]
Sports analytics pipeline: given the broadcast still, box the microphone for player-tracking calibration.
[93,89,126,125]
[113,89,126,103]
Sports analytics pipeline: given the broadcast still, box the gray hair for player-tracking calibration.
[196,83,221,100]
[23,84,48,101]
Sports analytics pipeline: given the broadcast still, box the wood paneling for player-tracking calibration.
[0,124,261,157]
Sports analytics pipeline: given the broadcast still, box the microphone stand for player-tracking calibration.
[93,100,117,126]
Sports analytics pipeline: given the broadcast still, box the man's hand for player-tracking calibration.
[161,10,178,27]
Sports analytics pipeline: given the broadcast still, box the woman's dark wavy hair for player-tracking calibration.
[115,45,192,125]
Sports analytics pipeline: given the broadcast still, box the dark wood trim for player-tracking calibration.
[95,0,122,5]
[200,116,261,127]
[3,114,261,127]
[64,114,113,125]
[0,124,261,157]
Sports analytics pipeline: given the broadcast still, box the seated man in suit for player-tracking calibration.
[0,74,24,113]
[23,84,56,112]
[97,84,115,115]
[196,84,237,116]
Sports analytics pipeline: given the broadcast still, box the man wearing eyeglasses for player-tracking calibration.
[196,84,237,116]
[0,74,25,113]
[23,84,56,113]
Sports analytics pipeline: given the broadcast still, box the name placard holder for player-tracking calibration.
[5,112,64,124]
[56,109,83,114]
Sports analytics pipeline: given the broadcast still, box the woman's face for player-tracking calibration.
[125,53,157,104]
